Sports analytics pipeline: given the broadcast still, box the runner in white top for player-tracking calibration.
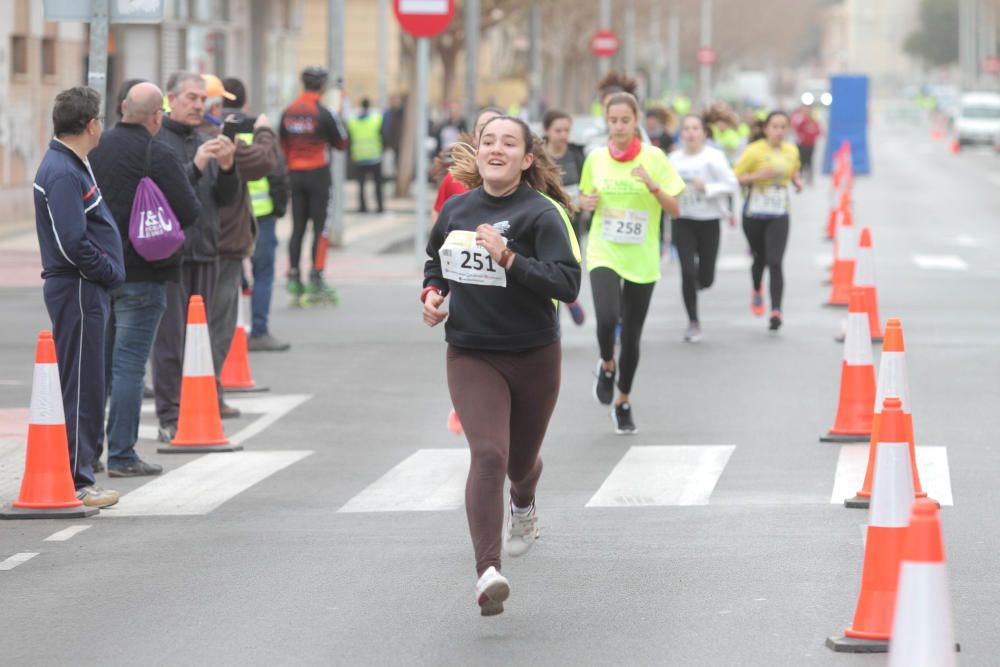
[667,115,739,342]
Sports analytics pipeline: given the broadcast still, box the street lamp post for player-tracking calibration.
[599,0,612,76]
[327,0,346,246]
[700,0,713,106]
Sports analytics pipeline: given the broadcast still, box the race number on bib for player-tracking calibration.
[601,208,649,245]
[748,185,789,216]
[439,230,507,287]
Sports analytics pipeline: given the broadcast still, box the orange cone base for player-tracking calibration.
[159,441,242,454]
[820,431,871,443]
[825,636,888,653]
[0,504,98,520]
[223,383,269,393]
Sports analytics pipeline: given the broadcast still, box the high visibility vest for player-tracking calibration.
[347,113,383,162]
[238,132,274,218]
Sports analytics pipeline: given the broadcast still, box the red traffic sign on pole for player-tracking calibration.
[984,55,1000,75]
[590,30,619,58]
[394,0,455,38]
[697,46,717,66]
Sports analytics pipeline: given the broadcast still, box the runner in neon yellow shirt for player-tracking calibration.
[579,92,684,434]
[733,111,803,332]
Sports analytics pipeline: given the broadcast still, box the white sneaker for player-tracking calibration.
[505,504,539,557]
[475,566,510,616]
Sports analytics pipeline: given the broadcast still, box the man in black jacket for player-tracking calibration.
[150,72,238,442]
[90,81,202,476]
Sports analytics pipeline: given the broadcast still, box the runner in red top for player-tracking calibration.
[430,107,503,224]
[790,103,822,186]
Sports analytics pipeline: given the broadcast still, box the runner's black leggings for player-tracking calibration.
[671,218,721,323]
[289,167,331,275]
[447,342,560,576]
[742,215,789,312]
[590,267,656,395]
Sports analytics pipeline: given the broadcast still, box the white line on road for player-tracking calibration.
[105,451,313,516]
[138,393,312,445]
[954,234,981,248]
[338,449,470,513]
[716,255,752,271]
[912,254,969,271]
[586,445,736,507]
[0,552,38,571]
[830,445,953,506]
[814,252,833,269]
[44,525,92,542]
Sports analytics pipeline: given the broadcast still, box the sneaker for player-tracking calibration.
[108,459,163,478]
[75,485,120,509]
[612,402,637,434]
[769,310,783,331]
[505,503,539,557]
[157,422,177,443]
[219,402,241,419]
[593,360,616,405]
[567,301,586,326]
[751,289,765,317]
[93,458,105,474]
[475,566,510,617]
[683,322,702,343]
[248,332,291,352]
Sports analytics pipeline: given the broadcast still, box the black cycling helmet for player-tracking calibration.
[301,65,328,91]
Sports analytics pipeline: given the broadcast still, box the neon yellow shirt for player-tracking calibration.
[734,139,801,218]
[580,145,685,283]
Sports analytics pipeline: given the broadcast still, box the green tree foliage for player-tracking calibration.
[904,0,959,67]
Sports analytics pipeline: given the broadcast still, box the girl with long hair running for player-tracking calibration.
[422,116,581,617]
[733,111,802,331]
[668,114,739,342]
[580,92,685,434]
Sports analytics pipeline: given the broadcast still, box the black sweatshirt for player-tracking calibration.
[424,183,581,351]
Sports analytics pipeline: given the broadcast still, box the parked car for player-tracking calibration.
[954,92,1000,146]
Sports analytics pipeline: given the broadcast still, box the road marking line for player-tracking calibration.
[831,445,953,506]
[105,451,313,516]
[44,525,92,542]
[814,252,833,269]
[338,449,469,513]
[0,439,25,503]
[912,254,969,271]
[586,445,735,507]
[954,234,980,248]
[0,552,39,571]
[716,254,752,271]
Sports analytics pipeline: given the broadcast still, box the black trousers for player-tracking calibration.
[590,267,656,395]
[671,218,721,323]
[355,162,384,212]
[43,275,111,489]
[289,167,331,274]
[742,215,789,312]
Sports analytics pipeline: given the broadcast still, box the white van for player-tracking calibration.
[954,92,1000,145]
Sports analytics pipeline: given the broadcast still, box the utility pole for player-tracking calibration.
[648,3,662,101]
[327,0,345,246]
[624,0,636,78]
[415,37,430,262]
[465,0,480,123]
[378,0,388,109]
[700,0,713,106]
[88,0,110,118]
[668,1,679,96]
[599,0,612,76]
[529,2,542,122]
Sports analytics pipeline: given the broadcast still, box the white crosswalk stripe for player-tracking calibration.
[338,449,469,513]
[138,394,311,445]
[830,445,954,506]
[912,254,969,271]
[586,446,736,507]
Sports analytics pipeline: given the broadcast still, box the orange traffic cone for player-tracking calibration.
[836,228,883,343]
[159,296,240,453]
[821,290,875,442]
[949,139,960,154]
[827,397,914,653]
[846,319,929,508]
[888,500,960,664]
[447,408,463,435]
[825,209,857,306]
[221,289,268,393]
[0,331,97,519]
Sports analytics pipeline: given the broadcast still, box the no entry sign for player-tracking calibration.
[590,30,619,58]
[394,0,455,38]
[697,47,717,66]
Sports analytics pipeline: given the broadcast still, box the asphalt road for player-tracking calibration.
[1,117,998,666]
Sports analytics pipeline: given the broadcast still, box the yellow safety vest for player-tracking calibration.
[238,132,274,218]
[347,113,383,162]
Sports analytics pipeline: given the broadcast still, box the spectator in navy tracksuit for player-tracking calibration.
[33,87,125,509]
[90,82,202,477]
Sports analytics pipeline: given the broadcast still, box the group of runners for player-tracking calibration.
[420,71,805,616]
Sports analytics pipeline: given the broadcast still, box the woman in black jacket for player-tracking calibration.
[422,116,581,617]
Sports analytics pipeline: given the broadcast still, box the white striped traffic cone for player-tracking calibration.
[888,499,959,665]
[221,288,268,393]
[821,289,876,443]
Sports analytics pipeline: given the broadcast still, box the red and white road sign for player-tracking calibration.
[697,46,717,66]
[393,0,455,38]
[590,30,620,58]
[984,55,1000,75]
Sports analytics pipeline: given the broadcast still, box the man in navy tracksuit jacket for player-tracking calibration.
[33,87,125,507]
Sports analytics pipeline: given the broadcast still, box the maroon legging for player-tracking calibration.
[447,342,561,576]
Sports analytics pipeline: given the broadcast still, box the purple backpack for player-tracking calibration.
[128,140,185,262]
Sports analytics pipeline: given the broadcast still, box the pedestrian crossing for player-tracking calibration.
[337,444,954,513]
